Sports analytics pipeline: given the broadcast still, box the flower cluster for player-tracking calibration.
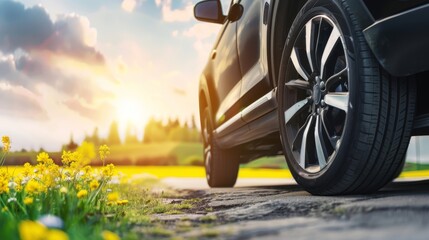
[0,138,125,240]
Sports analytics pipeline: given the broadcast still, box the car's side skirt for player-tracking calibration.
[214,89,279,148]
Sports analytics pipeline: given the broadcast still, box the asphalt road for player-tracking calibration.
[161,177,429,240]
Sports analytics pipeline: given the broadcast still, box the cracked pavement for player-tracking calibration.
[159,178,429,240]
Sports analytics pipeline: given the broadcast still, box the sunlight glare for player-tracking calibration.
[116,98,145,127]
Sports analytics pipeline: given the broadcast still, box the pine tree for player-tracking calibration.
[125,122,139,144]
[92,127,100,146]
[107,121,121,145]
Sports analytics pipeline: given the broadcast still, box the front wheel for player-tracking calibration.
[278,0,416,195]
[202,108,239,187]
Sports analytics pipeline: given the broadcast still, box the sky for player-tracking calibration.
[0,0,231,151]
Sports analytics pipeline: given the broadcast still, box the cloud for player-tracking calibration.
[155,0,193,22]
[0,0,104,64]
[0,1,53,52]
[1,52,111,104]
[0,83,48,121]
[64,98,115,122]
[182,22,220,60]
[122,0,137,12]
[0,1,115,122]
[182,22,220,40]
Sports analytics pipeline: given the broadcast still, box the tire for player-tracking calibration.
[277,0,416,195]
[201,108,239,187]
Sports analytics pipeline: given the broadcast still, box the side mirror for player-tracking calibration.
[194,0,225,24]
[227,3,243,22]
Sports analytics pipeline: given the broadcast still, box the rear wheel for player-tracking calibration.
[278,0,416,195]
[202,108,239,187]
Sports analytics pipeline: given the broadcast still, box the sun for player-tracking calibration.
[115,98,145,127]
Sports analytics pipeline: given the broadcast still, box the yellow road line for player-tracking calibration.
[3,166,428,179]
[399,170,429,178]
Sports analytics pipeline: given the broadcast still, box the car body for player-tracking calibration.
[195,0,429,194]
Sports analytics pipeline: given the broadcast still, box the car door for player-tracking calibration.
[210,0,243,128]
[236,0,274,123]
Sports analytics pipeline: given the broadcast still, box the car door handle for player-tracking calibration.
[211,50,217,59]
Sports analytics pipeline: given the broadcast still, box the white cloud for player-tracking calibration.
[122,0,137,12]
[182,22,221,61]
[183,22,220,40]
[0,83,48,121]
[156,0,193,22]
[171,30,179,37]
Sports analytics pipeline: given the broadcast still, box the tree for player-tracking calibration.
[191,114,198,130]
[107,121,121,145]
[65,134,78,151]
[91,127,101,146]
[125,122,139,144]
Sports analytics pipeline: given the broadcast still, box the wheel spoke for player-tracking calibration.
[284,98,310,124]
[320,27,340,79]
[285,79,310,90]
[320,109,338,148]
[204,146,211,155]
[300,115,314,168]
[324,93,348,112]
[305,21,315,72]
[292,114,312,151]
[325,67,348,90]
[314,115,327,168]
[291,48,309,81]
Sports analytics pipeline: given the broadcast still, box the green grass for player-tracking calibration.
[241,156,288,169]
[104,142,203,165]
[403,162,429,171]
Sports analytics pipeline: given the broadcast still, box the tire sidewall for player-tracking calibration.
[202,107,215,185]
[278,0,363,191]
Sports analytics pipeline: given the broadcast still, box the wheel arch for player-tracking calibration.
[269,0,307,86]
[198,73,215,129]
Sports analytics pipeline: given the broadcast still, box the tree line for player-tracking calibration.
[64,116,201,150]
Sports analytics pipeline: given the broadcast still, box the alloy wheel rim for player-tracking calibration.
[283,15,349,173]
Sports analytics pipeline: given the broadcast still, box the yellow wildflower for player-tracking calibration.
[117,200,129,206]
[77,189,88,198]
[19,220,47,240]
[25,179,44,194]
[60,186,68,194]
[76,141,96,166]
[99,145,110,162]
[89,179,100,191]
[0,176,9,194]
[0,168,9,178]
[41,174,55,189]
[45,229,69,240]
[22,162,33,177]
[75,184,82,191]
[2,206,8,212]
[107,192,119,202]
[2,136,10,152]
[24,197,34,205]
[102,230,121,240]
[13,177,23,191]
[61,150,80,166]
[102,164,115,178]
[36,152,53,165]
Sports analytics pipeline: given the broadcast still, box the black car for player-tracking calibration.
[194,0,429,195]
